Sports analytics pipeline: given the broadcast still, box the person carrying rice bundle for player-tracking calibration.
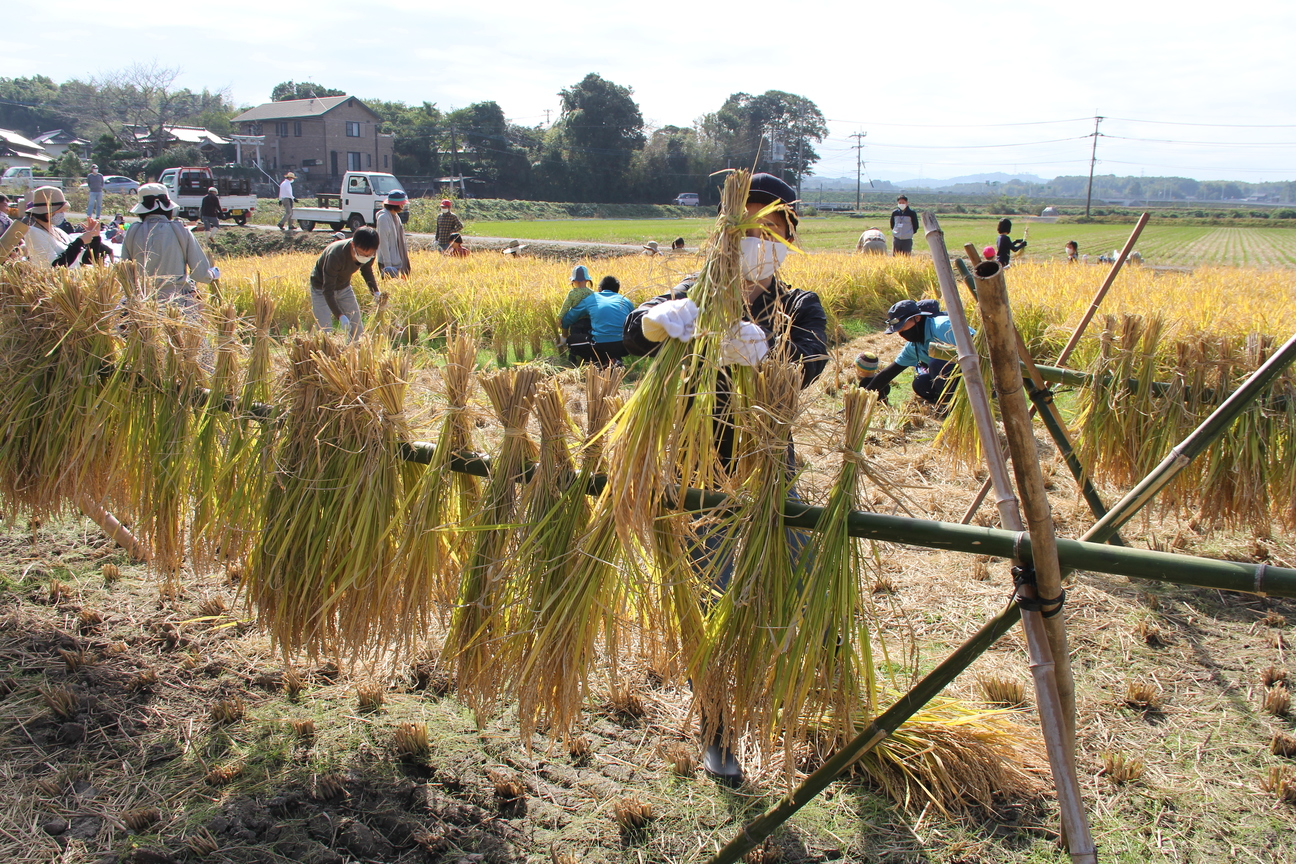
[621,172,828,785]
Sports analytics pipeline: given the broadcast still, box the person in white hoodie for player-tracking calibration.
[122,183,217,318]
[22,186,111,267]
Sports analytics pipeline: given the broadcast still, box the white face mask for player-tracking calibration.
[355,253,375,264]
[740,236,788,283]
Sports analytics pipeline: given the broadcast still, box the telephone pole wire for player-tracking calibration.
[1084,116,1103,217]
[849,131,867,211]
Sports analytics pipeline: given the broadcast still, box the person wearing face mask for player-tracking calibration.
[862,298,972,407]
[122,183,216,316]
[21,186,112,268]
[308,226,381,341]
[434,199,464,253]
[621,172,827,786]
[375,190,411,278]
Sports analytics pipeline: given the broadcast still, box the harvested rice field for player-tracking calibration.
[0,223,1294,863]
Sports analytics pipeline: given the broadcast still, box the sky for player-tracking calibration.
[4,0,1295,184]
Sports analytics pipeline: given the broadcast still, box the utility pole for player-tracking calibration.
[544,109,551,127]
[449,123,463,197]
[1084,116,1103,217]
[849,131,867,211]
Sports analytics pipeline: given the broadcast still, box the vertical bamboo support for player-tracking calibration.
[926,214,1095,862]
[1056,212,1150,366]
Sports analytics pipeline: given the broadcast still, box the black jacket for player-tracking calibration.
[996,234,1027,266]
[622,275,828,389]
[200,193,221,218]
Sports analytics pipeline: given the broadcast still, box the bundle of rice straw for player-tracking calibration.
[209,289,278,569]
[0,266,123,517]
[247,331,416,659]
[105,301,208,581]
[773,388,881,757]
[190,304,242,572]
[444,365,540,717]
[691,356,803,756]
[513,368,625,744]
[397,329,483,634]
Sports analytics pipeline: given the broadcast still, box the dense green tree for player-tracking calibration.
[270,81,347,102]
[630,124,722,204]
[0,76,76,137]
[553,74,645,202]
[703,91,826,193]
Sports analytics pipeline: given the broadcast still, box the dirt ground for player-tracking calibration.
[1,335,1294,864]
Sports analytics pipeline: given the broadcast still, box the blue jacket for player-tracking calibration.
[895,315,972,367]
[562,290,634,343]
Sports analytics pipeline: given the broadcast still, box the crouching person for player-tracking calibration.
[309,226,381,342]
[561,275,634,366]
[863,298,971,407]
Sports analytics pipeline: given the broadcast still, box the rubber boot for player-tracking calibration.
[700,712,744,787]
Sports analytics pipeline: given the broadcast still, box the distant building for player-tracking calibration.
[32,129,90,159]
[0,128,54,169]
[1040,206,1059,217]
[231,95,394,185]
[128,125,231,160]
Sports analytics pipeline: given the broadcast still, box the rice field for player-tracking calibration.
[459,215,1296,267]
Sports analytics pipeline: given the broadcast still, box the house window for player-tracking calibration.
[383,154,388,169]
[276,122,288,137]
[366,153,372,168]
[345,121,362,137]
[347,152,362,171]
[294,121,302,137]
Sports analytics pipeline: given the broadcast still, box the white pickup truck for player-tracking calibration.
[157,166,256,225]
[1,167,64,191]
[291,172,408,232]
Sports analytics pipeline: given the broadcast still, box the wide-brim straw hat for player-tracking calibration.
[643,241,659,251]
[26,186,67,215]
[502,240,527,254]
[285,172,296,179]
[132,183,174,215]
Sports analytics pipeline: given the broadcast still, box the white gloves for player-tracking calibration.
[641,297,699,342]
[209,266,221,280]
[719,321,769,367]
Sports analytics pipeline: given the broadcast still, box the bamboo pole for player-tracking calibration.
[954,254,1123,544]
[925,213,1094,861]
[1056,213,1149,366]
[75,493,149,562]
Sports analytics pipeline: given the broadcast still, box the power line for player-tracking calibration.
[1101,135,1296,147]
[1105,117,1296,129]
[825,116,1093,128]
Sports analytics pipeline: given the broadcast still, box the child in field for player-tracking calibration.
[1065,240,1079,263]
[445,233,470,258]
[994,218,1027,267]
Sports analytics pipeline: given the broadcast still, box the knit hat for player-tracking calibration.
[570,264,591,282]
[386,190,408,204]
[26,186,67,216]
[854,351,879,374]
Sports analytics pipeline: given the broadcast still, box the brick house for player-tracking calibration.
[231,95,394,189]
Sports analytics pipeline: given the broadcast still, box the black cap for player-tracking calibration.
[746,172,799,233]
[884,299,933,334]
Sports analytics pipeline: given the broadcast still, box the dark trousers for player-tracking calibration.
[913,358,955,405]
[893,238,914,256]
[569,340,627,367]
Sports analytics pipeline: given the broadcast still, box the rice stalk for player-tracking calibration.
[443,365,540,718]
[190,304,243,571]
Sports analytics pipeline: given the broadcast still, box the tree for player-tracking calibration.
[0,76,76,137]
[554,74,646,202]
[60,64,235,150]
[630,124,722,204]
[271,81,347,102]
[446,102,533,198]
[703,91,826,193]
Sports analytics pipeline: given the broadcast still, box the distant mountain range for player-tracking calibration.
[805,172,1047,191]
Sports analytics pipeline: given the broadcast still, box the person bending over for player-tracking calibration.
[309,226,381,342]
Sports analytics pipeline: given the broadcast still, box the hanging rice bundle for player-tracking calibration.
[1269,365,1296,530]
[209,288,278,569]
[444,365,540,718]
[513,368,629,744]
[932,327,991,470]
[396,330,482,632]
[105,301,208,580]
[772,388,882,759]
[691,357,803,758]
[190,305,242,572]
[598,170,762,547]
[247,332,416,659]
[0,266,123,516]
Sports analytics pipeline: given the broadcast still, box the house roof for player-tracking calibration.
[158,126,230,146]
[232,95,376,123]
[0,128,52,160]
[32,129,89,146]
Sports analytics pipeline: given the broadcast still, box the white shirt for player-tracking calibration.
[278,179,294,199]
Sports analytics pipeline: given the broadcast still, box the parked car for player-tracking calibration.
[1,167,63,190]
[673,193,700,206]
[80,176,139,195]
